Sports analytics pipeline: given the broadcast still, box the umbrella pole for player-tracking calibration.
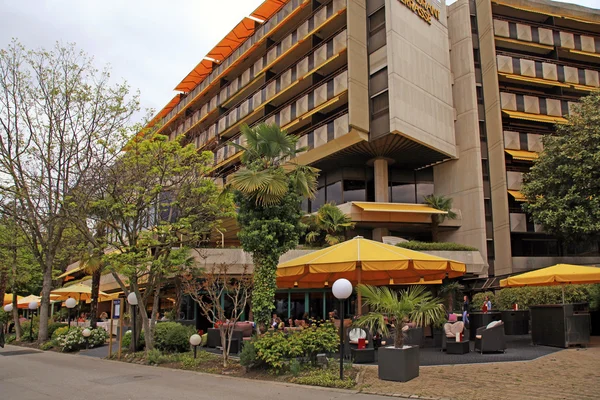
[562,285,565,304]
[357,265,362,316]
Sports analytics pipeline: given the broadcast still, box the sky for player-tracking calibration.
[1,0,599,121]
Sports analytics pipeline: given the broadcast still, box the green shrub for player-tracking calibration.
[6,334,16,344]
[56,327,108,352]
[493,284,600,310]
[239,340,258,368]
[146,348,167,365]
[472,291,495,311]
[180,351,218,370]
[290,358,302,377]
[52,326,71,340]
[397,241,478,251]
[20,320,38,342]
[40,341,54,351]
[121,330,145,351]
[252,323,339,373]
[153,322,195,353]
[291,367,355,389]
[47,322,68,338]
[0,309,8,325]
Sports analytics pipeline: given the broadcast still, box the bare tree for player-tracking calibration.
[0,40,139,341]
[183,263,252,368]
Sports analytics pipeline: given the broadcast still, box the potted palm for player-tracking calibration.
[356,284,445,382]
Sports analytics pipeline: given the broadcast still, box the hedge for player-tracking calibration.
[472,284,600,311]
[397,241,478,251]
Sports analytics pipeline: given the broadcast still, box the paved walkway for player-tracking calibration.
[359,338,600,400]
[0,344,389,400]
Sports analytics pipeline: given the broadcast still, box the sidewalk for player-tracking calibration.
[358,338,600,400]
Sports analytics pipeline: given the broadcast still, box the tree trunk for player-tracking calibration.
[89,267,101,329]
[431,219,440,243]
[38,259,54,342]
[12,294,22,340]
[174,277,182,320]
[394,321,405,348]
[0,268,8,305]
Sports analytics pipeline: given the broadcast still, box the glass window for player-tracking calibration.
[308,292,324,320]
[312,186,325,211]
[274,293,288,319]
[390,183,416,203]
[416,183,434,203]
[326,181,343,204]
[344,180,366,202]
[290,292,305,320]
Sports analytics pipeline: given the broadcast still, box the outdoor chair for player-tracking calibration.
[474,321,506,354]
[441,321,469,352]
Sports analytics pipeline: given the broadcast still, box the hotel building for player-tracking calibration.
[144,0,600,282]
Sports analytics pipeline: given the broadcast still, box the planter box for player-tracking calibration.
[433,329,443,348]
[378,345,419,382]
[501,310,529,335]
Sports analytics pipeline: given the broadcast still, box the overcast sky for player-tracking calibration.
[1,0,599,121]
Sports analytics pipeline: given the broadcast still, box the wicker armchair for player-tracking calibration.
[474,321,506,354]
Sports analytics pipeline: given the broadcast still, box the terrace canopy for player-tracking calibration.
[50,283,112,303]
[3,293,22,306]
[277,236,466,310]
[500,264,600,303]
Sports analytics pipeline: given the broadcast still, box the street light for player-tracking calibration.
[82,328,91,349]
[28,301,38,342]
[332,278,353,381]
[127,292,139,351]
[66,297,77,328]
[4,304,13,313]
[190,334,202,359]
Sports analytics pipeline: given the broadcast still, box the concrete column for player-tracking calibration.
[372,227,389,242]
[373,158,389,202]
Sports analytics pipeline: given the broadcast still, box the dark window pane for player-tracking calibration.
[416,183,434,203]
[326,181,343,204]
[312,186,326,211]
[390,183,416,203]
[343,180,366,202]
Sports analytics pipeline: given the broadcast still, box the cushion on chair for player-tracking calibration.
[444,321,464,338]
[448,313,458,322]
[348,328,367,342]
[476,334,482,339]
[486,320,501,329]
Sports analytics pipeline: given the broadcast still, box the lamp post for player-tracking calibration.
[190,334,202,359]
[127,292,139,351]
[65,298,77,328]
[332,278,353,381]
[28,301,38,342]
[82,328,91,349]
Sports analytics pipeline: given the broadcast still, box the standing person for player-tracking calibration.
[462,295,470,326]
[484,296,492,312]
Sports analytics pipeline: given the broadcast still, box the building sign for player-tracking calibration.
[398,0,440,24]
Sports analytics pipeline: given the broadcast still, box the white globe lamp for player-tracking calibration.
[82,328,91,337]
[190,333,202,358]
[65,298,77,309]
[4,303,13,313]
[332,278,353,300]
[28,301,38,310]
[127,292,138,305]
[332,278,353,381]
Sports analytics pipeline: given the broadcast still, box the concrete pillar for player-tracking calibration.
[373,158,389,202]
[372,227,389,242]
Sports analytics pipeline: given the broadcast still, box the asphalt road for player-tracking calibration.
[0,345,391,400]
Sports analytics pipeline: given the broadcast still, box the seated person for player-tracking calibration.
[99,312,108,321]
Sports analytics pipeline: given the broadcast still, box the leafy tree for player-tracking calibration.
[93,131,233,352]
[183,263,252,368]
[230,123,318,330]
[439,281,463,313]
[305,203,354,247]
[355,285,445,348]
[522,93,600,245]
[423,195,457,242]
[0,41,139,341]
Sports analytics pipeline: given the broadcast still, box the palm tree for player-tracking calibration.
[355,285,445,348]
[79,249,103,329]
[423,195,457,242]
[305,203,355,246]
[229,123,319,206]
[439,281,463,313]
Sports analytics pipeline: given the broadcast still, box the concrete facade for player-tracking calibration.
[385,0,457,158]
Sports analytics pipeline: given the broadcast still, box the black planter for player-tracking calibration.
[378,345,419,382]
[501,310,530,335]
[433,329,443,348]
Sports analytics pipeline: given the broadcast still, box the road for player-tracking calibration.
[0,345,390,400]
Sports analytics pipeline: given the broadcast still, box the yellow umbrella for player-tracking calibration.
[277,236,465,310]
[16,294,61,309]
[50,283,111,302]
[3,293,22,306]
[500,264,600,303]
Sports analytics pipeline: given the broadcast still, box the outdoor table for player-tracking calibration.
[446,340,470,354]
[501,310,529,335]
[351,348,375,363]
[468,312,501,340]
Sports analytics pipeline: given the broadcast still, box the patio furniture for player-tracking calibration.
[207,328,244,348]
[474,321,506,353]
[446,340,470,354]
[501,310,529,335]
[441,321,469,352]
[351,347,376,363]
[469,312,501,340]
[530,304,590,348]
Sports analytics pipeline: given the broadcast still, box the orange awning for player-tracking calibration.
[147,95,182,129]
[352,202,447,215]
[505,149,539,161]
